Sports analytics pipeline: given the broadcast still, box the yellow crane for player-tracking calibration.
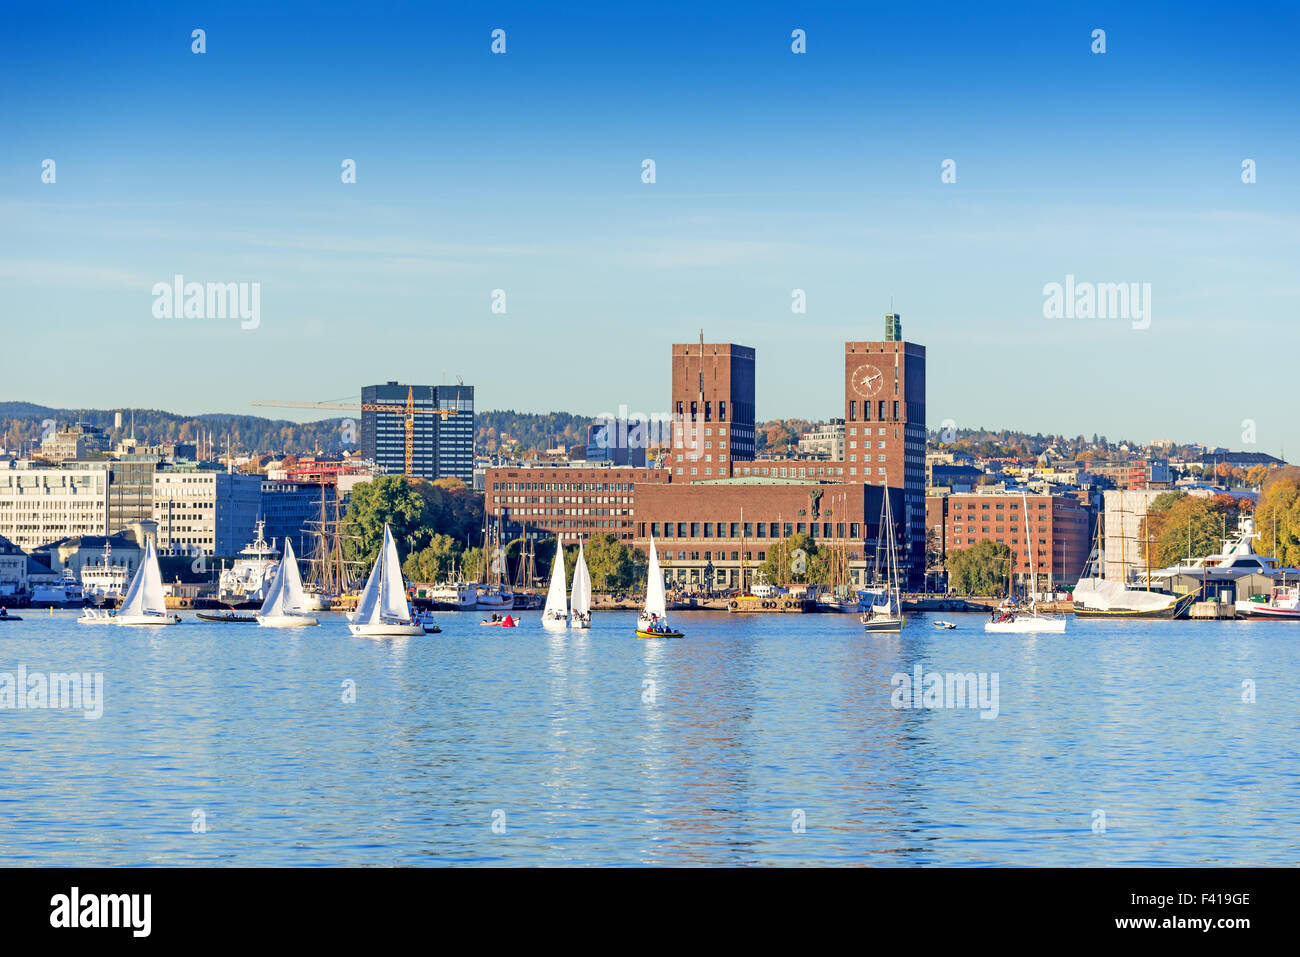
[252,386,455,478]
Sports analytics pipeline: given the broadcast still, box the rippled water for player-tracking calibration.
[0,609,1294,866]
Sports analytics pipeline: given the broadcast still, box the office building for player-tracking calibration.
[360,382,475,484]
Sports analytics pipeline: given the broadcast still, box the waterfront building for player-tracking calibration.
[632,478,902,590]
[485,464,670,543]
[844,316,927,589]
[0,461,111,551]
[152,466,262,556]
[670,341,756,473]
[32,527,147,580]
[940,489,1091,589]
[0,534,28,597]
[360,381,474,483]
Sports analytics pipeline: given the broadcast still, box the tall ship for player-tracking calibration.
[302,489,364,611]
[1071,505,1199,619]
[218,520,281,609]
[80,541,130,607]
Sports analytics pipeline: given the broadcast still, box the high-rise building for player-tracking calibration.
[844,315,926,588]
[669,340,755,480]
[359,382,475,484]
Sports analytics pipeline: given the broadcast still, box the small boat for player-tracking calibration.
[94,539,180,626]
[256,538,319,628]
[196,611,257,623]
[347,525,425,637]
[1240,582,1300,619]
[636,537,683,638]
[415,611,441,633]
[0,612,22,622]
[541,539,569,630]
[933,620,956,629]
[570,540,592,629]
[480,615,519,628]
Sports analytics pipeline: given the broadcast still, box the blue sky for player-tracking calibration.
[2,1,1297,456]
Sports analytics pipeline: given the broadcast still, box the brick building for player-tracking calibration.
[669,340,756,477]
[634,479,902,590]
[485,464,670,543]
[938,490,1091,589]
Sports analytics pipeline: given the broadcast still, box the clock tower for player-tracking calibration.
[844,314,926,589]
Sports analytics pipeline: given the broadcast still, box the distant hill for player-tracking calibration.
[0,402,594,458]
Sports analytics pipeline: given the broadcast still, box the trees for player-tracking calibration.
[343,475,485,573]
[1146,493,1245,568]
[1254,467,1300,567]
[946,540,1013,596]
[402,534,460,584]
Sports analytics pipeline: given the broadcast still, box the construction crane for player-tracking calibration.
[252,386,455,478]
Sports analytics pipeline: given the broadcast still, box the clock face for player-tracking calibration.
[851,363,884,398]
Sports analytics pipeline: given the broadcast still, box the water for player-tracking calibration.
[0,609,1294,866]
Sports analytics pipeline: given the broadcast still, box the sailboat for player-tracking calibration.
[542,538,569,629]
[985,491,1067,634]
[570,540,592,628]
[79,539,178,626]
[256,538,319,627]
[347,524,424,637]
[861,493,905,633]
[636,536,682,639]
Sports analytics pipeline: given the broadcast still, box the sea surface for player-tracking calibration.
[0,609,1295,866]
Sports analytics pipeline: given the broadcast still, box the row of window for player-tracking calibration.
[650,521,863,539]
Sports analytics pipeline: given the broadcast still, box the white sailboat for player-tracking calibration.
[542,538,569,629]
[347,524,423,637]
[256,537,319,627]
[80,539,178,626]
[985,491,1067,634]
[636,536,682,638]
[861,493,905,633]
[570,540,592,629]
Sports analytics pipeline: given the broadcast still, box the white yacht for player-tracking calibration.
[218,520,281,607]
[429,579,478,611]
[1148,516,1289,584]
[570,540,592,628]
[541,540,569,630]
[30,569,85,608]
[80,539,178,626]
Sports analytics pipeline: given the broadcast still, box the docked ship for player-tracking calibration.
[80,541,131,607]
[302,491,363,611]
[218,520,281,609]
[474,515,514,611]
[30,569,86,608]
[1071,503,1199,619]
[428,578,479,611]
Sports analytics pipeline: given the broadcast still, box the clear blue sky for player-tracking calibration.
[2,1,1297,457]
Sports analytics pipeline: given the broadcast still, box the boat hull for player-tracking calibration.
[1072,592,1198,619]
[541,617,568,630]
[635,629,683,639]
[348,622,424,637]
[861,616,905,633]
[257,615,319,628]
[114,614,181,626]
[984,617,1067,633]
[196,612,257,623]
[1244,605,1300,619]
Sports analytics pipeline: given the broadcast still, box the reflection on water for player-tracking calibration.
[0,610,1294,866]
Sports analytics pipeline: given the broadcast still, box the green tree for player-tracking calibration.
[343,475,434,565]
[401,533,461,583]
[947,539,1013,596]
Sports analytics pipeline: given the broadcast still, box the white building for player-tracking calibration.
[152,468,262,556]
[0,461,111,552]
[798,420,845,460]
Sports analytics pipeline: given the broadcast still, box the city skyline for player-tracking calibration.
[3,1,1297,458]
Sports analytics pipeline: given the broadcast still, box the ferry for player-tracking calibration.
[218,520,281,608]
[80,541,130,606]
[428,580,479,611]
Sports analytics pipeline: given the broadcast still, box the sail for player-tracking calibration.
[353,525,412,625]
[545,539,568,616]
[119,539,165,616]
[571,541,592,617]
[644,537,667,619]
[1072,578,1177,612]
[261,537,308,616]
[259,553,288,616]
